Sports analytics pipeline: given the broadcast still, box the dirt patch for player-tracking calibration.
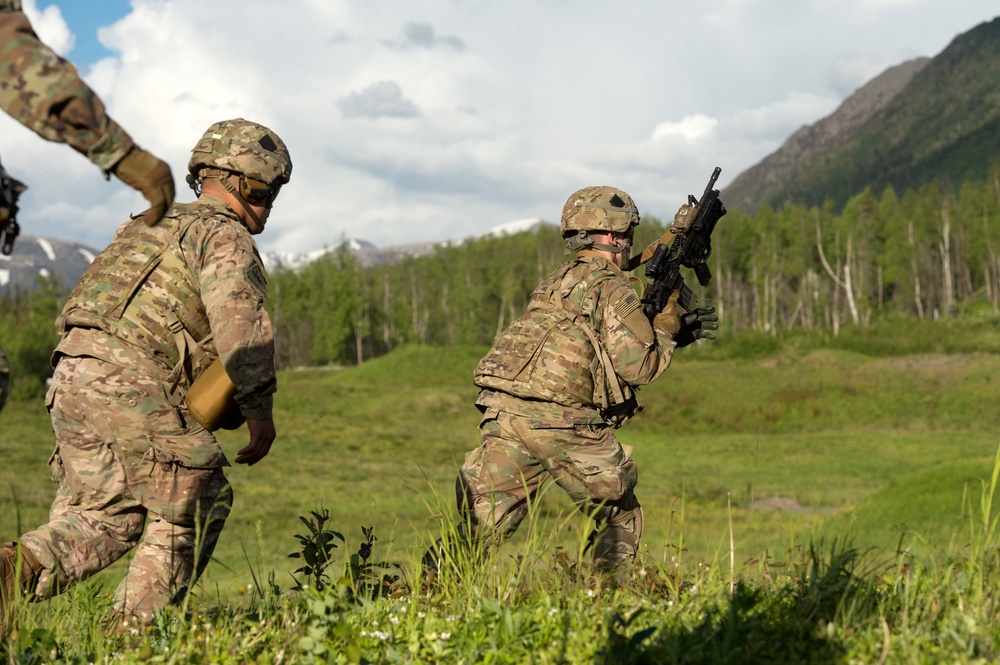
[752,496,838,514]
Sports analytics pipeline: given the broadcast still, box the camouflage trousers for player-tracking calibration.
[18,356,232,621]
[0,343,9,415]
[458,408,643,570]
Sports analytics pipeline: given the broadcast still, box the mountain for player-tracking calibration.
[0,236,98,294]
[262,217,553,272]
[724,16,1000,212]
[0,219,556,293]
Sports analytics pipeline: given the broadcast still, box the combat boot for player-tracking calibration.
[0,542,42,639]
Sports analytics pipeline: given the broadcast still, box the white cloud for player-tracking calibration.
[21,0,74,56]
[1,0,995,254]
[651,115,718,142]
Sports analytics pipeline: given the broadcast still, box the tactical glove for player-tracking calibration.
[112,146,175,226]
[652,290,681,337]
[672,306,719,348]
[631,203,700,269]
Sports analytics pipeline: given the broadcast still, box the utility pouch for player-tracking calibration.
[602,394,642,429]
[185,358,245,431]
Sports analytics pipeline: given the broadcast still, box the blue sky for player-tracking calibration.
[37,0,130,63]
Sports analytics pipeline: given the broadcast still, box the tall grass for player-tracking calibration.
[5,449,1000,663]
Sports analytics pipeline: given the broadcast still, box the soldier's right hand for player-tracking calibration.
[236,418,276,466]
[673,306,719,348]
[112,146,175,226]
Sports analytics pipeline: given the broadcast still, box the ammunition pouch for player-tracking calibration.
[185,358,245,431]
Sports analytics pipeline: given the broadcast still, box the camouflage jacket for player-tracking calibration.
[475,251,675,425]
[0,2,134,172]
[55,196,276,419]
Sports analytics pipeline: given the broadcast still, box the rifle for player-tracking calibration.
[0,159,26,255]
[641,167,727,318]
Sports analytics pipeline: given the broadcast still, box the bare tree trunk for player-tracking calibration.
[877,266,883,315]
[442,282,454,345]
[382,272,393,351]
[816,217,859,328]
[410,272,427,342]
[908,220,925,319]
[495,293,508,338]
[938,200,955,316]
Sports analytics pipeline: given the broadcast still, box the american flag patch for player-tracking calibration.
[615,293,641,319]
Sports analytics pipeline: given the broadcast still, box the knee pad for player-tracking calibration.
[590,498,643,571]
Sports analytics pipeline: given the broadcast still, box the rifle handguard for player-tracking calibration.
[185,358,246,431]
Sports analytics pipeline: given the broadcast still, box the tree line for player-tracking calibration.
[268,170,1000,366]
[3,169,1000,397]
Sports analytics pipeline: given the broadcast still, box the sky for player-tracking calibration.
[2,0,997,259]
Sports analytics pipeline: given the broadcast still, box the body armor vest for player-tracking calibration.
[475,257,636,415]
[56,203,221,386]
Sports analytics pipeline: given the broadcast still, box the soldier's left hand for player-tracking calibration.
[629,203,700,270]
[112,146,175,226]
[673,306,719,348]
[236,417,276,465]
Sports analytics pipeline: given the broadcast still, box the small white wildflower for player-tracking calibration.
[417,611,426,618]
[440,632,451,640]
[587,589,595,597]
[390,616,400,625]
[399,606,407,613]
[373,631,389,640]
[639,568,648,577]
[361,631,368,637]
[549,608,558,617]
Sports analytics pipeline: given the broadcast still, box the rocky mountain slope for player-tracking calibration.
[724,15,1000,212]
[723,58,930,211]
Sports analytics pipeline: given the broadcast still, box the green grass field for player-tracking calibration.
[2,344,1000,662]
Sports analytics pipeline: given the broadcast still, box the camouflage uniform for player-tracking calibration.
[0,0,173,424]
[0,0,135,172]
[458,249,675,570]
[15,194,277,619]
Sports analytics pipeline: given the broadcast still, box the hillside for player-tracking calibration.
[722,58,929,211]
[724,15,1000,212]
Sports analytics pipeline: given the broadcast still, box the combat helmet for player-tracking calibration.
[187,118,291,232]
[560,186,639,254]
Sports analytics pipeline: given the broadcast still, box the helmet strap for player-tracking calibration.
[220,175,266,233]
[195,168,266,233]
[568,230,632,270]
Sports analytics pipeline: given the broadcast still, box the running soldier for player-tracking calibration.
[0,118,290,633]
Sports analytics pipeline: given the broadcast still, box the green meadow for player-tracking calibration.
[3,340,1000,662]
